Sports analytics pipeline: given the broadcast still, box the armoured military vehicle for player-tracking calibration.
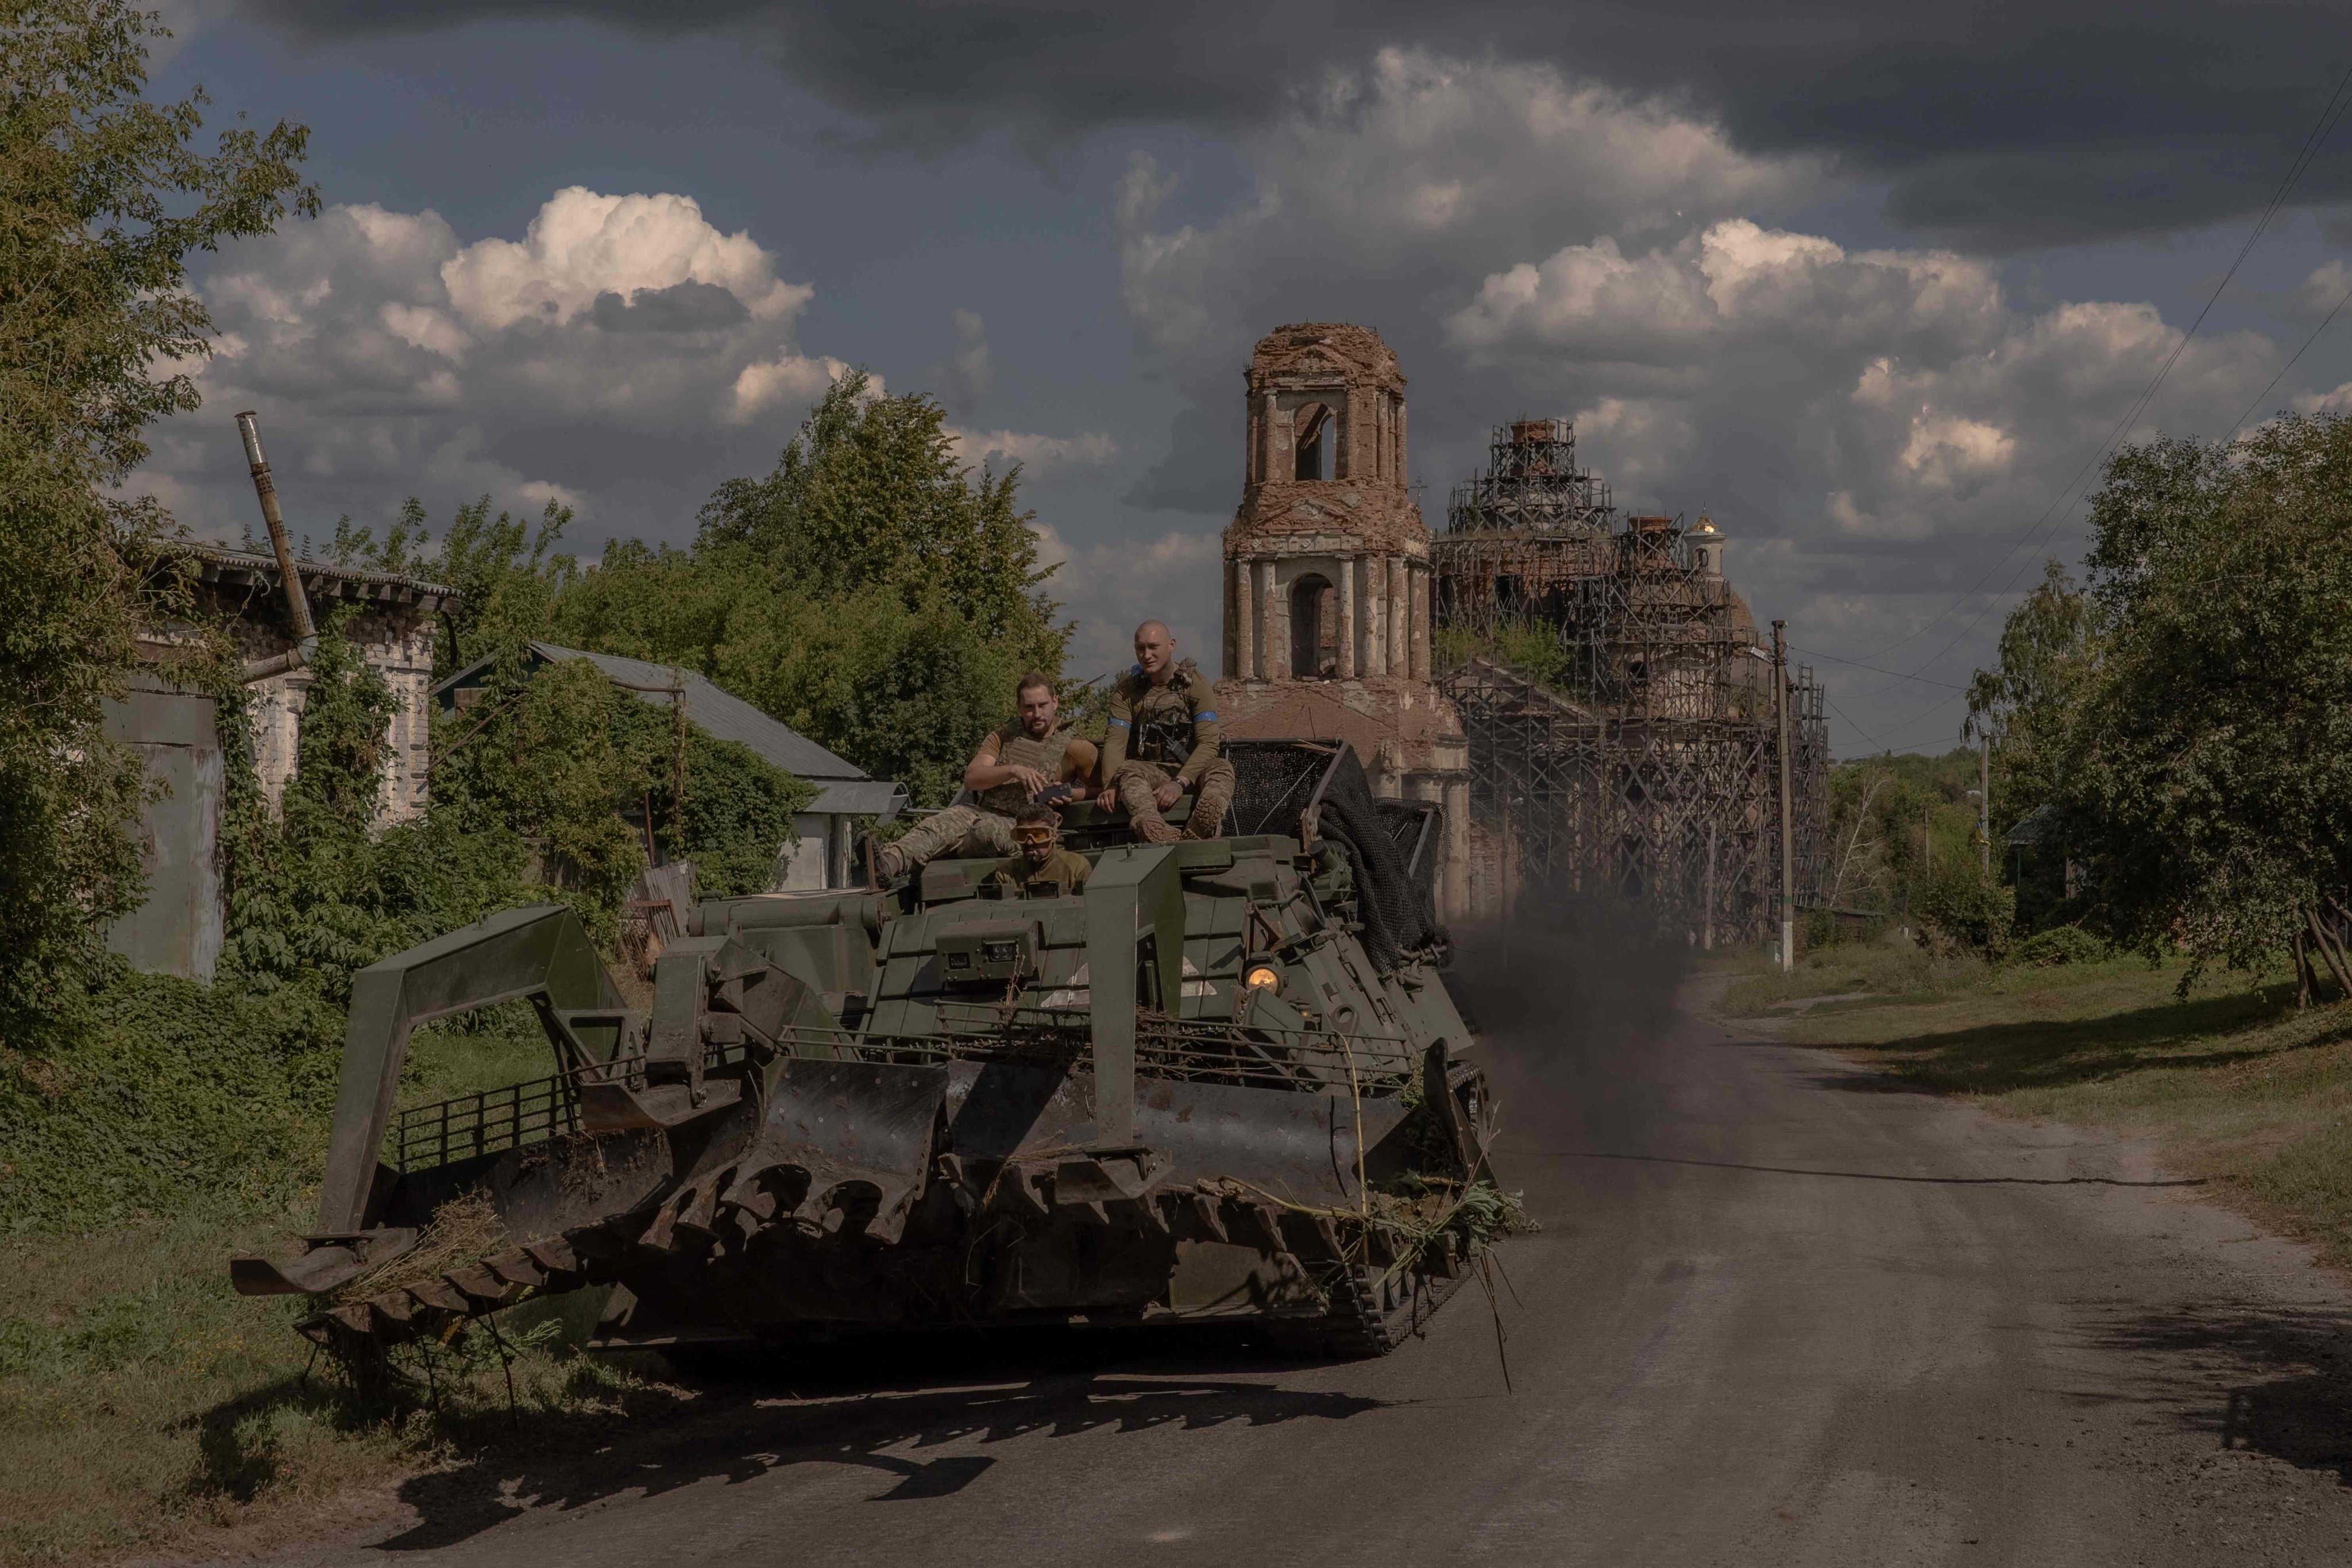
[233,740,1501,1369]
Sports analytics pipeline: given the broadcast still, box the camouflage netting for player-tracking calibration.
[1227,741,1445,974]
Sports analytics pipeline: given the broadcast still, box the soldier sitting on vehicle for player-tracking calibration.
[988,801,1091,895]
[1095,620,1234,843]
[871,671,1098,882]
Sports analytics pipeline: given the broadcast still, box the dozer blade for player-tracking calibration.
[743,1058,951,1245]
[943,1061,1410,1213]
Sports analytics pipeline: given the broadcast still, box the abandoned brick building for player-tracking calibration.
[1214,322,1474,920]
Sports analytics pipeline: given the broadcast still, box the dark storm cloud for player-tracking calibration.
[242,0,2352,246]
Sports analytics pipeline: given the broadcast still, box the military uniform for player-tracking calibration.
[879,723,1080,878]
[987,847,1092,895]
[1100,658,1234,843]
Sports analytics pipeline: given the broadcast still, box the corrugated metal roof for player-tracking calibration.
[430,643,905,818]
[806,779,909,816]
[163,539,458,600]
[528,643,871,781]
[2005,802,2062,847]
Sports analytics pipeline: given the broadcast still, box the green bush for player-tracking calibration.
[1917,858,2017,961]
[0,967,342,1234]
[2010,925,2107,968]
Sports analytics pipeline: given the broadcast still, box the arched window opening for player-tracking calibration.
[1293,403,1333,481]
[1289,573,1337,678]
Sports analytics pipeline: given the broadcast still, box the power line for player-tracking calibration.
[1820,690,1887,748]
[1790,644,1967,690]
[1851,59,2352,676]
[2229,267,2352,438]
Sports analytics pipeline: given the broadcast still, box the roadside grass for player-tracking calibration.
[1725,944,2352,1272]
[1714,937,1990,1016]
[0,1024,687,1567]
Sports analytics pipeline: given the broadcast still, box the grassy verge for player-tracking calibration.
[0,1018,686,1566]
[1718,941,2352,1272]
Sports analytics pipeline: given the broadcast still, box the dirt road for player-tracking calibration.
[247,986,2352,1566]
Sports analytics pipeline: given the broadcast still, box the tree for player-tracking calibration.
[1965,559,2097,832]
[2060,414,2352,986]
[699,371,1067,672]
[0,0,314,1018]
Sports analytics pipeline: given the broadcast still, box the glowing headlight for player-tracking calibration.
[1244,965,1281,991]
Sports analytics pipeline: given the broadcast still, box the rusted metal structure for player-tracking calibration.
[1432,420,1828,939]
[234,741,1504,1371]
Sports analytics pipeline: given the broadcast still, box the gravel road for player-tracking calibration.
[244,974,2352,1567]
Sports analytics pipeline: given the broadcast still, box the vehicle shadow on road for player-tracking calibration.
[370,1331,1391,1551]
[2086,1304,2352,1485]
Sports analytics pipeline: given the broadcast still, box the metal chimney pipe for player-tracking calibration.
[236,411,320,684]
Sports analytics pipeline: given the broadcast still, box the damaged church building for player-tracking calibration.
[1214,323,1828,940]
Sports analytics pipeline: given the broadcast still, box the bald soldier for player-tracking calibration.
[873,671,1098,882]
[1096,620,1235,843]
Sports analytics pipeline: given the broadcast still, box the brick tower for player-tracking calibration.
[1215,322,1470,918]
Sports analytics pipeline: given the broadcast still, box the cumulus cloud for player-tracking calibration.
[158,187,849,542]
[1448,214,2268,581]
[948,426,1117,474]
[1118,51,1820,510]
[1030,522,1222,676]
[2293,258,2352,318]
[1121,52,1817,380]
[940,308,992,415]
[441,187,811,331]
[1107,54,2284,744]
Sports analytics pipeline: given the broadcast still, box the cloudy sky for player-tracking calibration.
[142,1,2352,754]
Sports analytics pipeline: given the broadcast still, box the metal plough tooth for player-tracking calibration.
[1222,1198,1285,1252]
[444,1264,519,1310]
[484,1250,547,1290]
[524,1236,581,1276]
[1186,1191,1229,1242]
[998,1165,1052,1221]
[407,1277,472,1315]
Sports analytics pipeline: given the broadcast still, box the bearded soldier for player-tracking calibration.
[872,672,1098,882]
[1095,620,1234,843]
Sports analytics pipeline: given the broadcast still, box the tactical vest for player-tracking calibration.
[1127,669,1200,767]
[978,724,1076,813]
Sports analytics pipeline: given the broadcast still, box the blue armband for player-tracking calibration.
[1107,717,1130,728]
[1194,711,1218,723]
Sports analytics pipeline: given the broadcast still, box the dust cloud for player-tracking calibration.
[1442,885,1697,1155]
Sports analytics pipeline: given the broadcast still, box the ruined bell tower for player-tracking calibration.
[1215,322,1470,918]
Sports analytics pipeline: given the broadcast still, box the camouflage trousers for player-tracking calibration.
[876,803,1017,878]
[1114,758,1235,843]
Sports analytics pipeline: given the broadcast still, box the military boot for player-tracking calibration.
[1183,762,1234,840]
[1117,766,1183,844]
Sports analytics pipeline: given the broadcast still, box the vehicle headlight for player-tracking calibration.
[1244,965,1281,992]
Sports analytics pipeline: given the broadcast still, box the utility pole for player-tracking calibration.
[1979,732,1991,875]
[1704,820,1717,952]
[1772,619,1794,972]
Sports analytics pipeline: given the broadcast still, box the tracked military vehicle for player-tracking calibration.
[233,740,1501,1368]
